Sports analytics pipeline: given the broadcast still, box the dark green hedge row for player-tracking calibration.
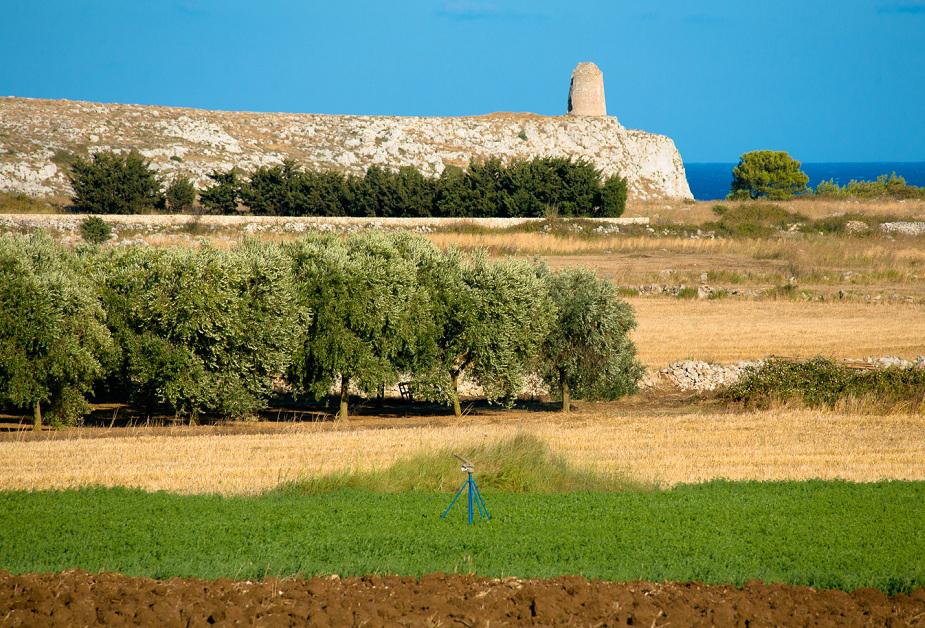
[68,151,628,218]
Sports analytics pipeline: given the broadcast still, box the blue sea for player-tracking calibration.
[685,162,925,201]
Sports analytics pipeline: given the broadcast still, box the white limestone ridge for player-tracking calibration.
[0,64,692,200]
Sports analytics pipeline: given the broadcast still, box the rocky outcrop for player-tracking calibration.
[880,222,925,236]
[0,97,692,201]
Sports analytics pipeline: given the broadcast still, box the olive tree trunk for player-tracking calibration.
[451,372,462,417]
[33,400,42,432]
[339,375,350,420]
[560,370,571,413]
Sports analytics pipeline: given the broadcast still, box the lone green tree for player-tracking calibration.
[539,268,643,412]
[286,233,429,420]
[729,150,809,200]
[68,150,164,214]
[0,235,114,429]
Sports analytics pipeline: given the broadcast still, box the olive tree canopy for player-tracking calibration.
[286,232,431,419]
[417,252,554,416]
[0,234,114,429]
[98,241,302,421]
[539,268,643,412]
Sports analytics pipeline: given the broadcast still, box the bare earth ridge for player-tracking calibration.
[2,571,923,627]
[0,96,692,201]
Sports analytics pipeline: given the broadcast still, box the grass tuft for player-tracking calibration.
[279,433,648,494]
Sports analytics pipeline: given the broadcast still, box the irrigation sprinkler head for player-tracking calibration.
[453,453,474,473]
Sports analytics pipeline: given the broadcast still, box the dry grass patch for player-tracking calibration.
[1,408,924,494]
[625,198,925,224]
[628,298,925,366]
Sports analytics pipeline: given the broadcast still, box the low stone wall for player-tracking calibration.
[643,356,925,392]
[0,213,649,237]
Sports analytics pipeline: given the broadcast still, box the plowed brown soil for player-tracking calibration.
[2,571,924,627]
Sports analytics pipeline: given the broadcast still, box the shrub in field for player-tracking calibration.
[68,150,164,214]
[600,174,628,217]
[79,215,112,244]
[724,357,925,410]
[198,168,243,215]
[287,433,644,493]
[165,177,196,212]
[728,150,809,200]
[286,233,431,419]
[0,234,114,428]
[814,173,924,199]
[539,268,643,412]
[98,242,303,421]
[706,203,806,237]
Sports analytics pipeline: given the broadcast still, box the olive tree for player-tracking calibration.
[729,151,809,200]
[418,252,555,416]
[539,268,643,412]
[286,232,430,419]
[0,234,114,429]
[98,241,302,421]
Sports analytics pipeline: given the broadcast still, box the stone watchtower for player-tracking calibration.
[567,62,607,117]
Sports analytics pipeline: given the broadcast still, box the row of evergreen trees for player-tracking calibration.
[68,151,629,218]
[0,232,643,429]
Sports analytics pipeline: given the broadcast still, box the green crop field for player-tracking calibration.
[2,480,923,593]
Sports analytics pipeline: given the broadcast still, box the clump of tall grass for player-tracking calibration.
[0,192,57,214]
[724,357,925,412]
[280,433,648,494]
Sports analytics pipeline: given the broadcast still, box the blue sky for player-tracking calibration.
[2,0,923,162]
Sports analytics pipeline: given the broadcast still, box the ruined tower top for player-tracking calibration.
[567,62,607,117]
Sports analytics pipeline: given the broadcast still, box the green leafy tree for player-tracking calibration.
[79,215,112,244]
[165,176,196,212]
[242,160,348,216]
[98,242,302,421]
[600,174,628,217]
[0,234,114,429]
[68,150,165,214]
[539,268,643,412]
[421,252,555,416]
[347,165,433,217]
[729,150,809,200]
[286,233,430,419]
[500,157,603,217]
[434,165,470,217]
[199,168,243,215]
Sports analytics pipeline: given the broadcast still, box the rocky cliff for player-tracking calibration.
[0,97,692,201]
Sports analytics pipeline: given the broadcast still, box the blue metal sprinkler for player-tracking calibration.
[440,454,491,524]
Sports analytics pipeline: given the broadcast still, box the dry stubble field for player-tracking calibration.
[3,406,924,494]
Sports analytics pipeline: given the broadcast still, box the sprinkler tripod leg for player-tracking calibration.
[472,481,491,520]
[440,480,469,519]
[467,472,474,525]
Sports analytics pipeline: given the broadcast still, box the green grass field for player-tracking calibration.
[2,481,923,593]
